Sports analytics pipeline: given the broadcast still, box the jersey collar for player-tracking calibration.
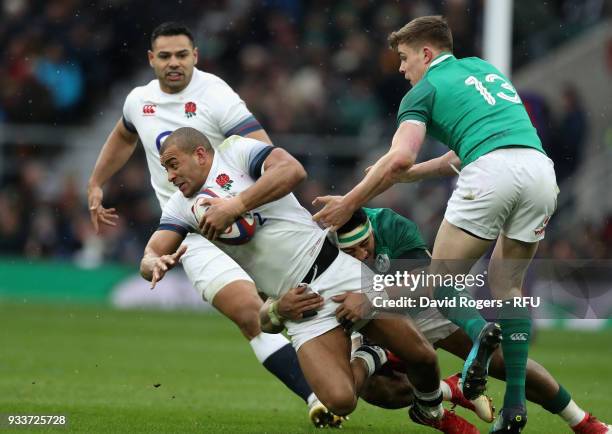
[427,52,454,71]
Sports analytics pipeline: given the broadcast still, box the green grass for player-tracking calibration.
[1,302,611,433]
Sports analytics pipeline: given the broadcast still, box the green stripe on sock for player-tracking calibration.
[498,305,531,409]
[542,384,572,414]
[434,286,486,342]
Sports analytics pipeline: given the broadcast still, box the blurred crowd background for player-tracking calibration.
[1,0,611,266]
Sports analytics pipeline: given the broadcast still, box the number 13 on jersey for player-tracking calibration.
[465,73,521,106]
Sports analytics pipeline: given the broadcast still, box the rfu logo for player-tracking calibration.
[510,333,528,341]
[142,104,157,115]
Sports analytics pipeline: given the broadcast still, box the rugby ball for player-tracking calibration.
[191,187,256,245]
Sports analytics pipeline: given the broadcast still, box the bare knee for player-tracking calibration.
[321,388,357,416]
[231,309,262,340]
[410,340,438,368]
[212,281,263,340]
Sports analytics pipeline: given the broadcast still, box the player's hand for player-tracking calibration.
[87,184,119,233]
[333,292,371,325]
[198,196,245,240]
[150,244,188,289]
[312,195,356,231]
[277,285,325,320]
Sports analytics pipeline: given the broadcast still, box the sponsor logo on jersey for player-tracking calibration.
[510,333,528,341]
[534,215,551,237]
[216,173,233,191]
[142,104,157,115]
[185,101,197,118]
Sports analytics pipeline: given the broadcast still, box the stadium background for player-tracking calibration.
[1,0,611,432]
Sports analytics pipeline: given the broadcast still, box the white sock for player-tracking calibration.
[249,332,290,363]
[559,400,587,427]
[413,388,444,419]
[307,393,318,407]
[440,380,452,401]
[352,346,387,377]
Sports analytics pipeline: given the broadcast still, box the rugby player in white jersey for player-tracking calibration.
[87,22,330,426]
[140,126,480,433]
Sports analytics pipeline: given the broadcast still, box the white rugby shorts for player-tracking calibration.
[180,233,254,303]
[286,250,373,351]
[445,148,558,242]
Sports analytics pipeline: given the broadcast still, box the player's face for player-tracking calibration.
[397,43,431,86]
[161,145,209,197]
[148,35,198,94]
[341,233,375,264]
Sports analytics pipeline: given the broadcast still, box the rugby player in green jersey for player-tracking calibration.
[313,15,561,433]
[335,208,610,434]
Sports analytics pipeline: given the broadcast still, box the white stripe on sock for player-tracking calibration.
[559,400,587,427]
[440,381,452,401]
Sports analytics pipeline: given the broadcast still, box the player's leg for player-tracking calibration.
[486,148,559,433]
[181,235,315,409]
[430,219,495,342]
[437,328,612,432]
[430,219,503,401]
[363,317,481,433]
[296,326,374,416]
[359,371,414,409]
[487,235,539,432]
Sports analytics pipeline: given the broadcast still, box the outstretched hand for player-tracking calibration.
[88,185,119,233]
[150,244,188,289]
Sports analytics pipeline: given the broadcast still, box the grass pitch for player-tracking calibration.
[1,302,611,433]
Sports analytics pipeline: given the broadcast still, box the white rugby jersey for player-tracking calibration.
[159,136,327,298]
[122,68,262,208]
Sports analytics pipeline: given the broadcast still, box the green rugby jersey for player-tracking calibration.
[364,207,428,261]
[397,53,545,167]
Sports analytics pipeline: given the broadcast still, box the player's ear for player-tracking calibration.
[147,50,155,67]
[193,47,199,64]
[422,46,432,63]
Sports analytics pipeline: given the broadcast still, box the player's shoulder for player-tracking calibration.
[125,79,160,103]
[218,135,263,151]
[163,189,190,213]
[190,69,234,93]
[366,207,414,227]
[400,77,435,105]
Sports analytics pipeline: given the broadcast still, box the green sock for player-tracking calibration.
[542,384,572,414]
[498,304,531,409]
[433,286,487,342]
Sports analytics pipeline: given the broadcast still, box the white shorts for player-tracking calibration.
[413,307,458,344]
[180,233,253,303]
[286,251,373,351]
[445,148,558,242]
[350,308,457,350]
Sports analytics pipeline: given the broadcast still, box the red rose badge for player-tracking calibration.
[185,101,197,118]
[215,173,233,191]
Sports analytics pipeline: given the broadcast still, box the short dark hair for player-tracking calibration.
[337,208,368,236]
[160,127,212,156]
[151,22,195,49]
[388,15,453,52]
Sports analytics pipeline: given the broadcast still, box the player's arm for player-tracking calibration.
[244,129,272,145]
[199,147,306,239]
[259,299,286,334]
[140,229,187,288]
[400,150,461,182]
[313,121,426,230]
[87,118,139,233]
[239,147,306,210]
[259,286,325,334]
